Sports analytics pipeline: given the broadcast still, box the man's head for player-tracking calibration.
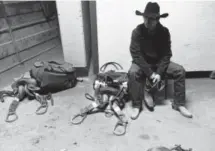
[135,2,169,31]
[143,15,159,31]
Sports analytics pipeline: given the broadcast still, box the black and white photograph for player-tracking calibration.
[0,0,214,151]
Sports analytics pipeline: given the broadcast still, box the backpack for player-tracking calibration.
[29,61,80,94]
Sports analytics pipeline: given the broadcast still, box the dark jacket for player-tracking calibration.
[129,22,172,77]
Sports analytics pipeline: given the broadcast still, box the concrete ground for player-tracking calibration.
[0,48,215,151]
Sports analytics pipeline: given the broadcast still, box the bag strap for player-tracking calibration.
[47,60,64,65]
[36,61,74,73]
[46,61,66,72]
[100,62,123,72]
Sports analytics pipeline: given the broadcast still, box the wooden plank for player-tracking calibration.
[11,17,58,32]
[0,44,60,74]
[19,38,61,60]
[0,38,61,71]
[0,38,62,86]
[0,42,15,60]
[0,4,5,18]
[1,1,22,63]
[0,28,59,60]
[0,64,25,89]
[3,1,27,5]
[0,52,19,71]
[0,29,59,59]
[8,12,44,27]
[19,38,61,68]
[0,33,11,44]
[22,45,64,72]
[15,27,59,51]
[0,18,9,33]
[4,2,41,17]
[13,19,58,39]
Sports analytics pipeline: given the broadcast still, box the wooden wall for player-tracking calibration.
[0,1,61,73]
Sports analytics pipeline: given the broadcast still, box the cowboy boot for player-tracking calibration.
[144,90,155,111]
[130,107,142,120]
[172,104,193,118]
[144,78,157,110]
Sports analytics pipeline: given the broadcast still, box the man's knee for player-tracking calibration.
[168,62,186,78]
[175,65,186,77]
[128,64,144,81]
[128,68,139,80]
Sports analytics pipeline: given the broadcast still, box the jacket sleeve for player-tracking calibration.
[156,28,172,77]
[129,28,154,77]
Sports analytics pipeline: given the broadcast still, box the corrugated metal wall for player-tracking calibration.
[0,1,61,74]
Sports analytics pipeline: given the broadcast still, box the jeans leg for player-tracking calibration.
[166,61,186,106]
[128,63,146,109]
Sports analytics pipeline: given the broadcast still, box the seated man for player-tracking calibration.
[128,2,193,120]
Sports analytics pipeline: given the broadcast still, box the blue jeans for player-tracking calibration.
[128,61,186,108]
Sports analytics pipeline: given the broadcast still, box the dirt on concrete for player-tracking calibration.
[0,77,215,151]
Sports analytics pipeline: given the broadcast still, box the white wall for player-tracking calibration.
[56,1,87,67]
[97,1,215,71]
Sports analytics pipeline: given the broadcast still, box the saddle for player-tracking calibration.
[71,62,129,136]
[1,76,54,123]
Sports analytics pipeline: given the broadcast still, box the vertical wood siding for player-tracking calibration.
[0,1,61,72]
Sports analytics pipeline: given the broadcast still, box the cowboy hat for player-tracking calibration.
[136,2,169,19]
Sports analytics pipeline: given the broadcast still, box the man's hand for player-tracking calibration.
[150,72,161,84]
[153,74,161,83]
